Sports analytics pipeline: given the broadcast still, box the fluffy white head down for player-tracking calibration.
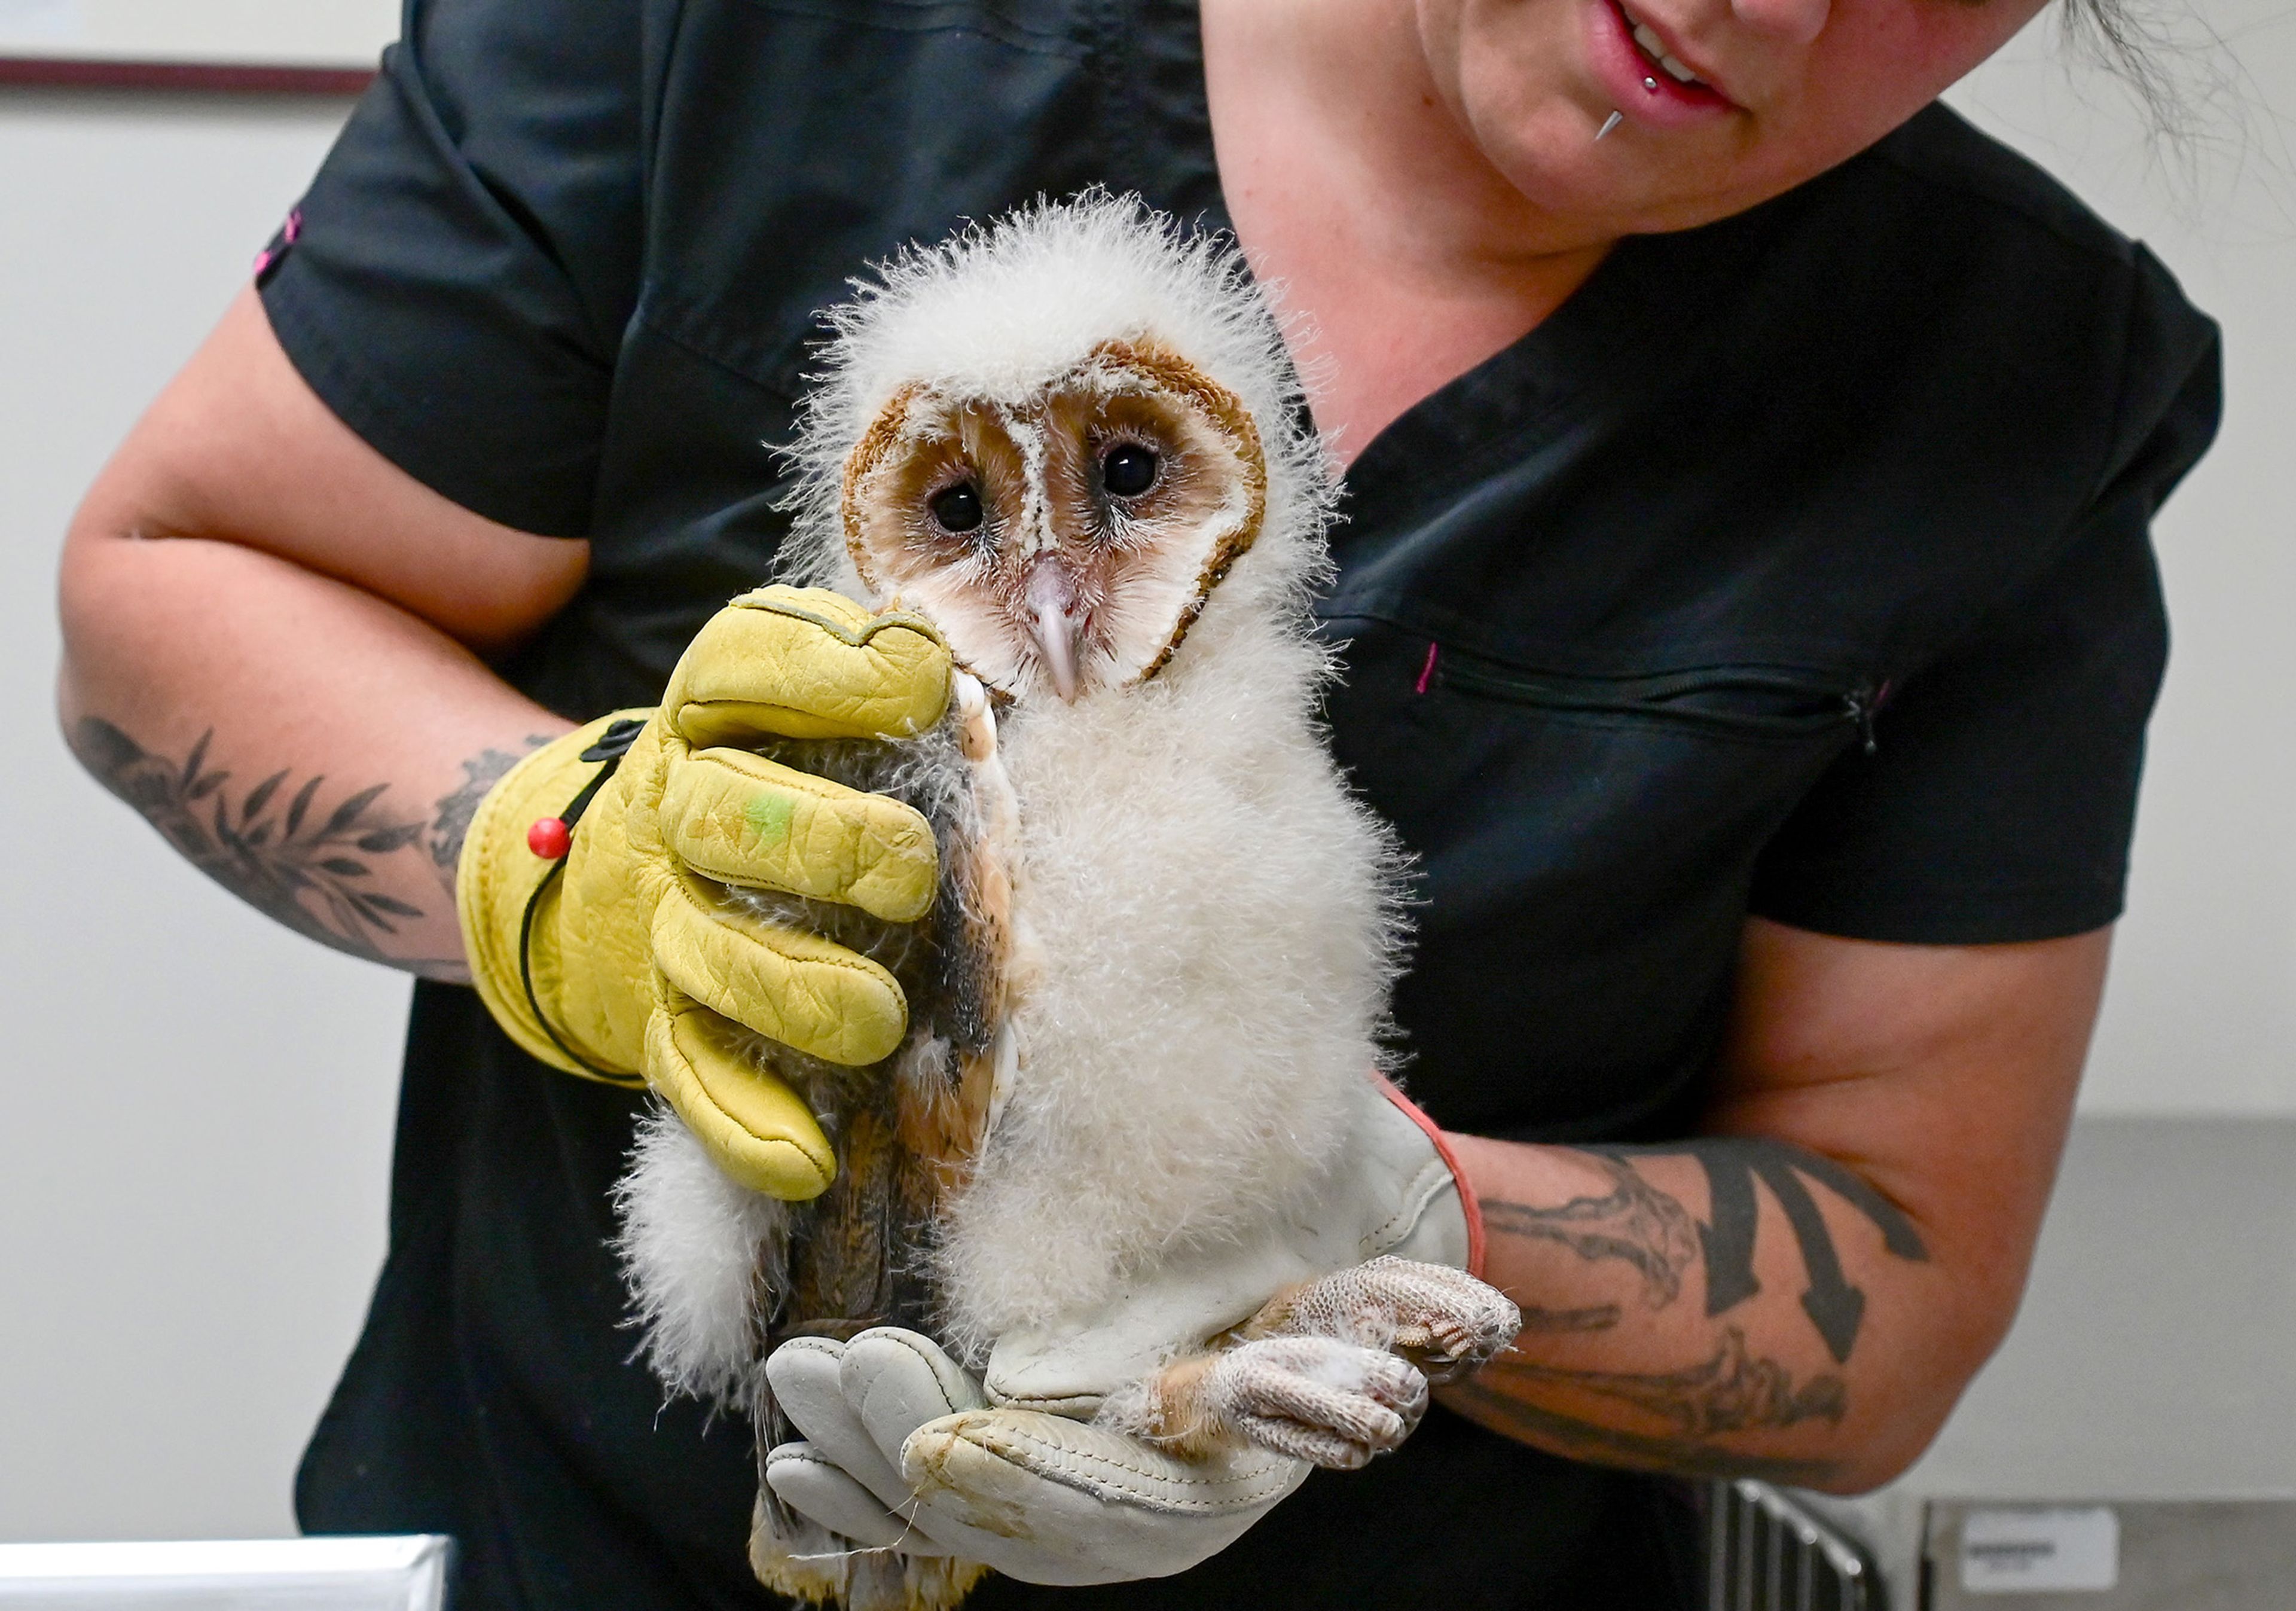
[780,190,1339,637]
[778,194,1406,1354]
[613,1107,786,1405]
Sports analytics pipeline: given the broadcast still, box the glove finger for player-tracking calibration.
[767,1339,971,1557]
[662,748,938,924]
[651,875,908,1067]
[898,1409,1306,1585]
[668,588,951,747]
[645,986,836,1200]
[763,1442,955,1556]
[839,1329,987,1474]
[767,1339,915,1510]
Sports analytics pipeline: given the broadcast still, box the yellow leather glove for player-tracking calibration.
[456,587,952,1199]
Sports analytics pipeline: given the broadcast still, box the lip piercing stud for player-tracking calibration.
[1596,111,1624,140]
[1643,75,1659,93]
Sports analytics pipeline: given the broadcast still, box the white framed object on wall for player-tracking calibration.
[0,1537,453,1609]
[0,0,394,91]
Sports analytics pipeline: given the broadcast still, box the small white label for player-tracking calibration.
[1960,1506,2120,1594]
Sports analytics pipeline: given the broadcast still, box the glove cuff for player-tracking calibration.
[1376,1078,1486,1279]
[457,710,655,1083]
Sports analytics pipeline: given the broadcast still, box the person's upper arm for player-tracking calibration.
[1705,252,2221,1350]
[1708,918,2107,1376]
[69,0,653,649]
[66,289,587,654]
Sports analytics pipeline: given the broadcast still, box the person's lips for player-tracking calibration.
[1629,14,1710,89]
[1587,0,1739,127]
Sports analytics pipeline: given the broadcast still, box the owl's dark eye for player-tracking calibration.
[929,481,984,534]
[1100,444,1159,499]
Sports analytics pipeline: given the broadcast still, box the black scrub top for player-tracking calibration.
[259,2,2221,1607]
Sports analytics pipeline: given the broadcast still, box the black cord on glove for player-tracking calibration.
[517,718,650,1088]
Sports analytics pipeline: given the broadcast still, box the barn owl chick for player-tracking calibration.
[613,196,1519,1611]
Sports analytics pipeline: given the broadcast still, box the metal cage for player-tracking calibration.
[1706,1481,1884,1611]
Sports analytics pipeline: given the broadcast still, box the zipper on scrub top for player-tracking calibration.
[1433,651,1884,746]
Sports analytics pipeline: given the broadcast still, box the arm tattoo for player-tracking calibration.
[1492,1325,1845,1439]
[1464,1140,1913,1478]
[1593,1139,1929,1365]
[74,718,432,964]
[1483,1153,1700,1308]
[428,737,553,890]
[1519,1303,1625,1335]
[1447,1374,1845,1487]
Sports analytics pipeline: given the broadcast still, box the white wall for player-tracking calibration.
[1946,4,2296,1115]
[0,3,2287,1545]
[0,89,398,1543]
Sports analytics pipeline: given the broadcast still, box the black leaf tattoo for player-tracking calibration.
[428,736,555,890]
[286,776,322,837]
[359,823,424,854]
[362,893,427,919]
[242,770,286,821]
[180,731,212,792]
[325,784,390,837]
[74,717,429,963]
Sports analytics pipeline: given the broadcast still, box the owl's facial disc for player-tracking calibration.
[842,345,1267,701]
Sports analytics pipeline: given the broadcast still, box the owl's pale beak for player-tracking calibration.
[1025,557,1085,702]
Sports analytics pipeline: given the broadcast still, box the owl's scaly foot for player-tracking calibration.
[1244,1255,1523,1383]
[1105,1258,1521,1468]
[1114,1335,1430,1470]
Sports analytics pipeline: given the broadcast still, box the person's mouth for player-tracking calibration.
[1593,0,1739,122]
[1626,10,1708,90]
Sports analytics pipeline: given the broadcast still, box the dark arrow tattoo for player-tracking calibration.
[1699,1150,1763,1313]
[1595,1139,1928,1365]
[1757,1154,1864,1365]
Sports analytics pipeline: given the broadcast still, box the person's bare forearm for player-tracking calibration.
[1433,925,2107,1492]
[60,528,574,980]
[1437,1131,1980,1493]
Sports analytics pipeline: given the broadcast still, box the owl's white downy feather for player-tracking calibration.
[613,1107,786,1405]
[779,194,1408,1356]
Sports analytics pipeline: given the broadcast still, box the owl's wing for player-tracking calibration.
[897,670,1022,1174]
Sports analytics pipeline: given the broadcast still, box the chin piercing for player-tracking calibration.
[1596,111,1624,141]
[1643,75,1659,93]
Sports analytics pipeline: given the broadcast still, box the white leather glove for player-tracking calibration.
[758,1078,1497,1586]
